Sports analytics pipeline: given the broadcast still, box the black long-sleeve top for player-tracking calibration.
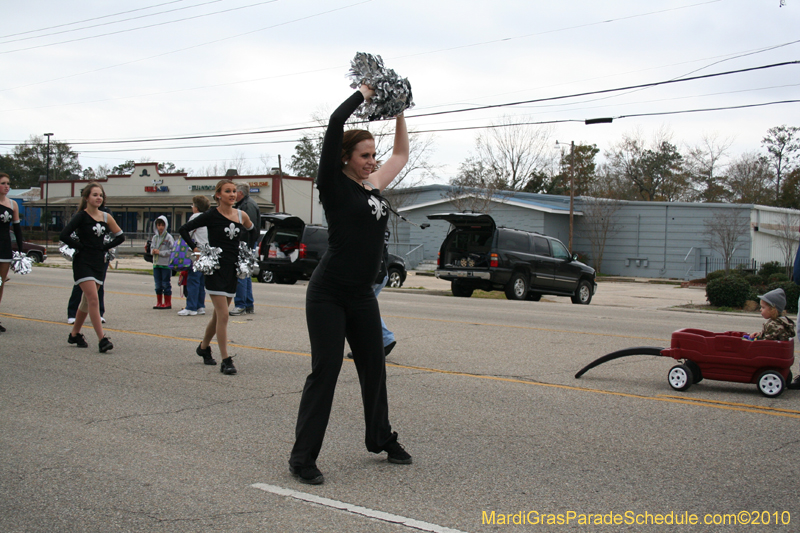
[314,91,391,287]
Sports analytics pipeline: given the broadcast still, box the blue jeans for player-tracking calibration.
[234,276,253,308]
[67,282,105,318]
[185,269,205,311]
[374,275,395,347]
[153,267,172,295]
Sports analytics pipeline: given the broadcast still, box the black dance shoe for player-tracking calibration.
[196,343,216,365]
[98,337,113,353]
[68,332,88,348]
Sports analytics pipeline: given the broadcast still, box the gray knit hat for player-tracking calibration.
[758,288,786,313]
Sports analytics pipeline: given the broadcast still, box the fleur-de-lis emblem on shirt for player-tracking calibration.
[224,223,240,240]
[367,195,387,221]
[0,211,11,223]
[92,223,105,237]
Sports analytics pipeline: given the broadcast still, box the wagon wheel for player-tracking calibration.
[684,360,703,384]
[668,364,694,392]
[756,370,785,398]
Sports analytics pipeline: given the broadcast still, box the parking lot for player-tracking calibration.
[1,264,798,532]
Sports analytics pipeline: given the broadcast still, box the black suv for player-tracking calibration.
[427,213,596,304]
[257,213,407,287]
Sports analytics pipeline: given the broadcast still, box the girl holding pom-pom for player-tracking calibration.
[59,182,125,352]
[179,179,255,375]
[0,172,25,333]
[289,84,411,485]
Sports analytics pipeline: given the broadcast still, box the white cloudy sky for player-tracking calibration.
[1,0,798,182]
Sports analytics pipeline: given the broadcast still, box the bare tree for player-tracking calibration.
[464,117,554,191]
[444,157,502,213]
[684,133,733,202]
[196,151,257,176]
[577,195,622,274]
[703,209,750,273]
[772,212,800,275]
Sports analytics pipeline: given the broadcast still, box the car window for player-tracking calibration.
[303,227,328,247]
[532,236,550,256]
[551,239,570,260]
[497,230,531,253]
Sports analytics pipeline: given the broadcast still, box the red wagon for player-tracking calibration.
[575,328,795,398]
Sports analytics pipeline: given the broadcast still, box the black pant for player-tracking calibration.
[289,276,396,469]
[67,280,105,318]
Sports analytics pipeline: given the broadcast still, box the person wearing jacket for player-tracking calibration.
[151,215,175,309]
[177,195,210,316]
[229,183,260,316]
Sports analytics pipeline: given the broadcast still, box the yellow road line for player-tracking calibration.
[2,311,797,420]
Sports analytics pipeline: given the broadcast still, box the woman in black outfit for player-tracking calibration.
[179,179,255,375]
[60,182,124,352]
[289,85,410,485]
[0,172,25,333]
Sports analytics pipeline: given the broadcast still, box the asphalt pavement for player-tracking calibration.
[1,261,798,533]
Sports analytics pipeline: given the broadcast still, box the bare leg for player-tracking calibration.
[201,295,232,358]
[0,263,9,306]
[71,281,104,341]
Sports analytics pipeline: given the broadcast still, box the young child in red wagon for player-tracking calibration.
[748,288,795,341]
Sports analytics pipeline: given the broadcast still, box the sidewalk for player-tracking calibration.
[41,253,709,310]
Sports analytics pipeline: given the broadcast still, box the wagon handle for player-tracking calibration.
[575,346,666,379]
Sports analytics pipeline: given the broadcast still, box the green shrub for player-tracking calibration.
[744,274,764,286]
[764,282,800,314]
[768,273,789,283]
[706,270,727,283]
[758,261,784,278]
[706,276,752,308]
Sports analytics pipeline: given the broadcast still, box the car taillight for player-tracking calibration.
[299,243,307,259]
[490,253,498,267]
[437,251,441,267]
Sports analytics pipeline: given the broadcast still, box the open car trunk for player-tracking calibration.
[427,213,496,270]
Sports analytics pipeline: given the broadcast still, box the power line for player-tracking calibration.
[0,0,224,45]
[0,0,279,54]
[20,60,794,148]
[66,99,800,154]
[0,0,189,39]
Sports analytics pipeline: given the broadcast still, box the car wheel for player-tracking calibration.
[570,279,593,305]
[27,251,43,263]
[756,370,784,398]
[257,270,274,283]
[668,364,693,391]
[451,280,474,298]
[684,360,703,383]
[504,272,528,300]
[526,292,542,301]
[387,267,403,288]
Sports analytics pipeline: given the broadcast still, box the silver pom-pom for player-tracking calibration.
[59,242,76,261]
[103,234,117,263]
[193,244,223,275]
[11,251,33,276]
[348,52,414,121]
[236,242,258,279]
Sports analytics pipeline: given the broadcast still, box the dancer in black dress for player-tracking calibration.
[289,85,410,485]
[0,172,25,333]
[179,179,255,375]
[59,182,124,352]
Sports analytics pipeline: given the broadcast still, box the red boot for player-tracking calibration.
[163,294,172,310]
[153,293,163,309]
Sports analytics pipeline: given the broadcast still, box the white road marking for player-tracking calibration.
[251,483,469,533]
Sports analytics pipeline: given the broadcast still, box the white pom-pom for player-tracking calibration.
[11,251,33,275]
[193,244,223,275]
[236,242,258,279]
[348,52,414,121]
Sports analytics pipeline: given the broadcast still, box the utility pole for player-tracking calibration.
[278,154,285,213]
[569,140,575,252]
[44,133,54,247]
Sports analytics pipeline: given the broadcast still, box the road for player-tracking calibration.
[1,267,798,532]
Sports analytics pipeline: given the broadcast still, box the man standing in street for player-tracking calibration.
[230,183,260,316]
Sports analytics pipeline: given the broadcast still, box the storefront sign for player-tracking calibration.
[146,179,169,192]
[250,188,260,193]
[189,185,216,191]
[247,181,270,188]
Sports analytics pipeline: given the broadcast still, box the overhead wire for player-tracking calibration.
[0,0,224,45]
[0,0,190,39]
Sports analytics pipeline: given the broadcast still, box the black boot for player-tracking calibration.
[220,356,237,375]
[196,343,216,365]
